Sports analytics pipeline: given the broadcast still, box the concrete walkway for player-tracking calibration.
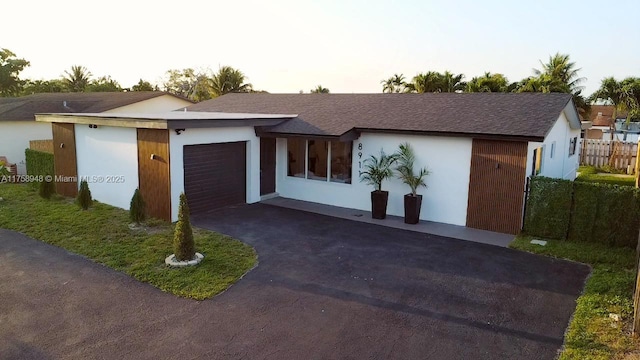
[262,197,515,247]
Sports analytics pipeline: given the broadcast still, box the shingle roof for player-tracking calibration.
[187,93,574,140]
[589,105,627,126]
[0,92,187,121]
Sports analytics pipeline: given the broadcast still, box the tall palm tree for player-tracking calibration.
[533,53,585,93]
[209,66,252,97]
[310,85,330,93]
[63,65,92,92]
[591,77,640,125]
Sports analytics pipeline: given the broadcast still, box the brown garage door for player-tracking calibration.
[183,142,246,214]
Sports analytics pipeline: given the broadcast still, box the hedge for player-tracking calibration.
[568,182,640,247]
[523,177,573,240]
[524,176,640,248]
[25,149,54,189]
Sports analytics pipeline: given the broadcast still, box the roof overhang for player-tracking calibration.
[562,99,583,130]
[35,111,297,129]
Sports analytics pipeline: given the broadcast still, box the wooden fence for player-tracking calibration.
[580,139,638,171]
[29,139,53,154]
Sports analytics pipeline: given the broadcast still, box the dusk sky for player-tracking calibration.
[5,0,640,96]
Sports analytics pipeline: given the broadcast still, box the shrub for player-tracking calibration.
[38,178,55,199]
[25,149,54,190]
[523,177,573,240]
[173,193,195,261]
[568,182,640,247]
[129,188,146,223]
[76,180,92,210]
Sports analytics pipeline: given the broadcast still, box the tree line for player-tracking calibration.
[1,48,638,120]
[0,48,257,101]
[381,53,640,119]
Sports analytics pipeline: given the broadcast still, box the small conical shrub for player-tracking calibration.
[39,177,55,199]
[76,180,92,210]
[129,188,146,223]
[173,193,195,261]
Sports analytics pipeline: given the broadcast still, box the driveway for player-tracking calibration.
[0,204,590,360]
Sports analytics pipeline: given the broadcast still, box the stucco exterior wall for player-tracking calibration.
[74,125,139,209]
[0,121,52,174]
[103,94,192,113]
[526,112,580,180]
[169,127,260,221]
[275,133,473,226]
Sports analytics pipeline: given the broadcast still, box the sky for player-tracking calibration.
[4,0,640,96]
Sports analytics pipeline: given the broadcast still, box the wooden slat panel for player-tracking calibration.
[137,129,171,221]
[52,123,78,197]
[466,139,528,234]
[183,142,246,214]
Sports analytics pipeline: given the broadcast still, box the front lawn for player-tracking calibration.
[0,184,257,300]
[510,235,638,359]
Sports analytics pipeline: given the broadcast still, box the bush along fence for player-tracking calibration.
[25,149,55,189]
[524,176,640,248]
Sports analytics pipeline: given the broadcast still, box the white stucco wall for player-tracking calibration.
[0,121,52,174]
[74,125,139,209]
[103,94,192,113]
[526,112,580,180]
[169,127,260,221]
[276,133,473,226]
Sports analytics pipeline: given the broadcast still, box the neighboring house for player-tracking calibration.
[36,93,581,235]
[583,105,636,142]
[0,92,193,174]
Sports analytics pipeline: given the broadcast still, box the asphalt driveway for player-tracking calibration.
[0,204,590,360]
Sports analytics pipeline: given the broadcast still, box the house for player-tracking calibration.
[583,105,636,142]
[0,92,193,174]
[35,93,581,235]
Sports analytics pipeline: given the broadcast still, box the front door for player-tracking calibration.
[260,138,276,195]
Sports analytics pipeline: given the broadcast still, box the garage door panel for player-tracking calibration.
[183,142,246,214]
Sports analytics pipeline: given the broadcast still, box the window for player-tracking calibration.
[568,137,578,156]
[287,138,352,183]
[307,140,329,181]
[287,138,306,178]
[330,141,352,184]
[550,141,556,159]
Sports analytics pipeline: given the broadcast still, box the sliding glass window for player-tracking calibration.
[287,138,352,183]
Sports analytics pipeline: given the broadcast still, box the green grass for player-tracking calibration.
[0,184,257,300]
[576,173,636,187]
[510,235,638,359]
[577,165,635,186]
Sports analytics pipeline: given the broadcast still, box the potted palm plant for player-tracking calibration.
[394,142,429,224]
[360,149,397,219]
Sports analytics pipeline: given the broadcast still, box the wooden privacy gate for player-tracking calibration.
[466,139,528,235]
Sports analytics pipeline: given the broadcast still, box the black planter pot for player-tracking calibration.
[404,194,422,224]
[371,190,389,219]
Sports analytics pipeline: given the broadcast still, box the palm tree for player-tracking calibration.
[591,77,640,126]
[63,65,92,92]
[466,72,508,92]
[209,66,252,97]
[411,71,442,93]
[381,74,407,93]
[534,53,585,93]
[440,71,465,92]
[310,85,330,93]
